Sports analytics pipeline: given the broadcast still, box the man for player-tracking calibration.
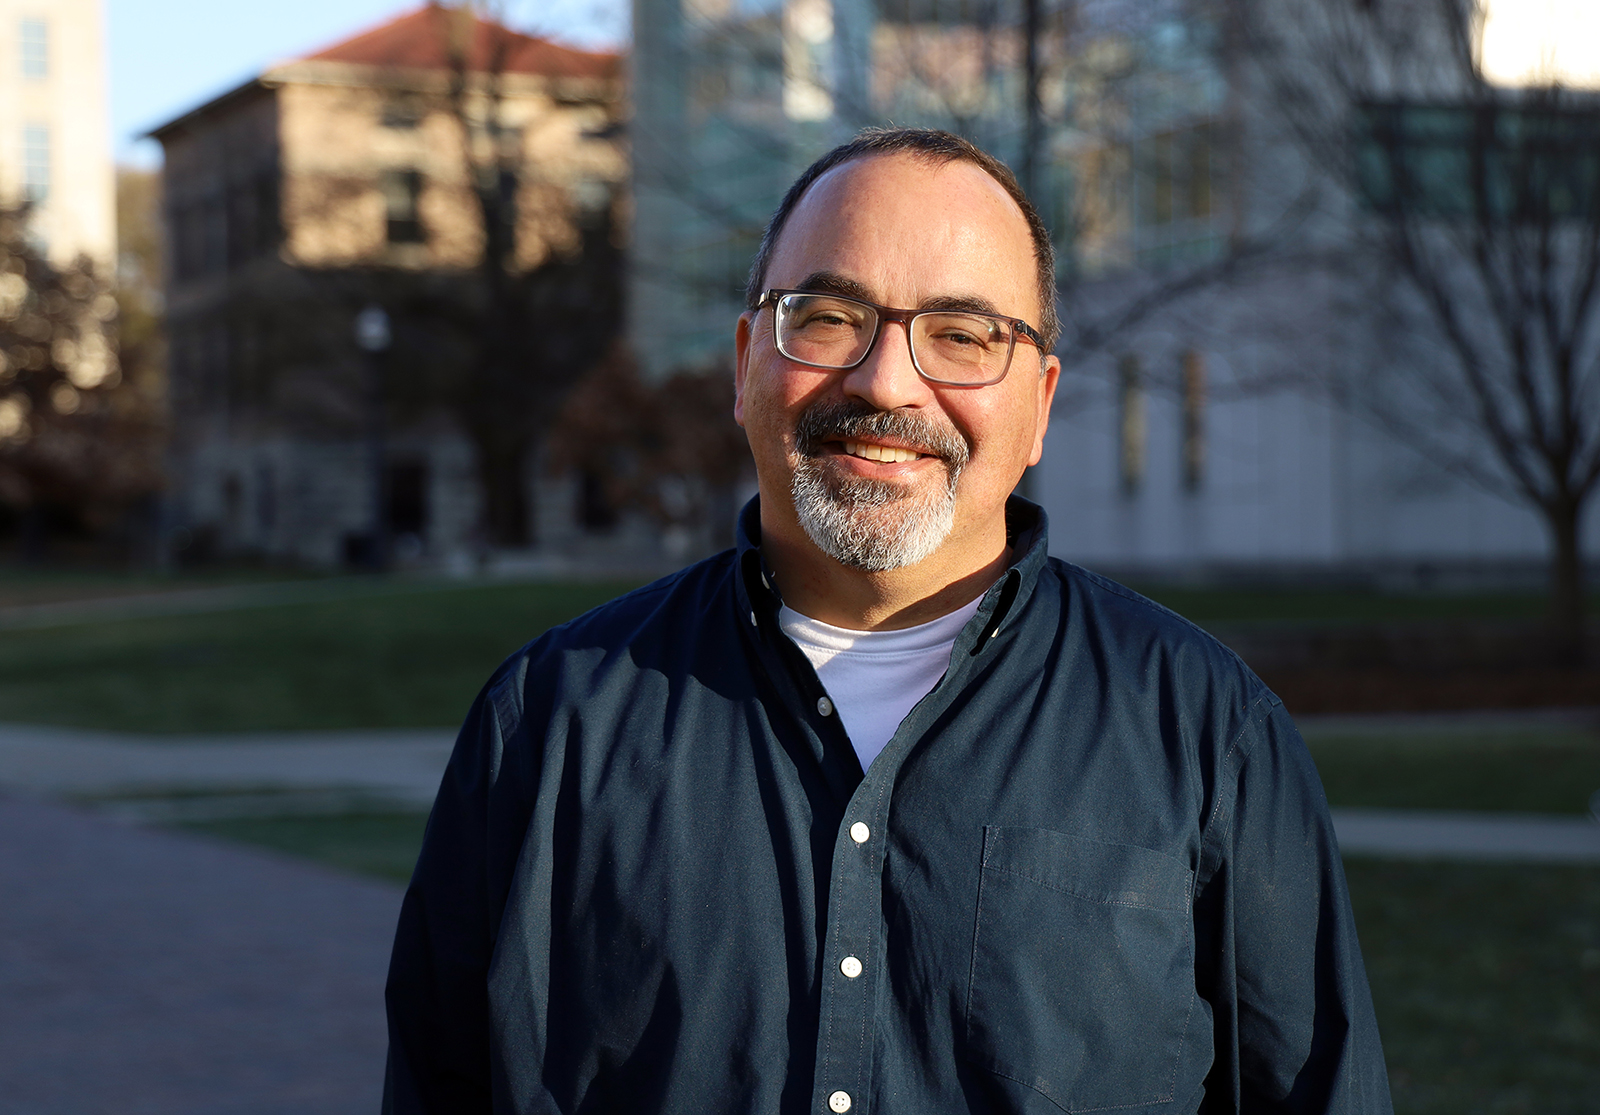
[385,128,1391,1114]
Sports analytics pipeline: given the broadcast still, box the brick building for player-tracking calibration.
[151,3,626,567]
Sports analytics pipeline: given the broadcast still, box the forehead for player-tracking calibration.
[764,153,1038,314]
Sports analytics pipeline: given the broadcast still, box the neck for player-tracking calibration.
[759,502,1012,631]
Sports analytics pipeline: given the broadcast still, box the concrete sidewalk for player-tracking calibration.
[1332,807,1600,862]
[0,723,454,809]
[3,721,1599,859]
[0,794,399,1115]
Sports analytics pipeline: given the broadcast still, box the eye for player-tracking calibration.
[786,296,868,330]
[804,308,854,328]
[925,314,1007,348]
[935,326,985,346]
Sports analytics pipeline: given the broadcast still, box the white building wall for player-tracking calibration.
[1038,358,1586,577]
[0,0,113,267]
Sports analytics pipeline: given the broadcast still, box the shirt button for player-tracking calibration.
[849,821,870,844]
[817,696,834,717]
[840,955,862,979]
[749,610,758,627]
[828,1091,852,1113]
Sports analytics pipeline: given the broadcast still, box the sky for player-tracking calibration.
[108,0,627,167]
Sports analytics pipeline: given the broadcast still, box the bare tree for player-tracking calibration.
[1240,0,1600,653]
[393,1,621,547]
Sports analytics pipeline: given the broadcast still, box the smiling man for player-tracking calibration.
[384,129,1391,1115]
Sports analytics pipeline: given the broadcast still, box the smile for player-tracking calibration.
[840,440,923,463]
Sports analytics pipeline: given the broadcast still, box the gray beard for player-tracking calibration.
[789,402,969,572]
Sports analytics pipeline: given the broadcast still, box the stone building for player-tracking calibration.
[0,0,114,267]
[151,3,627,567]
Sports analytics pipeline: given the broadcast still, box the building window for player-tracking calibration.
[22,124,49,202]
[1132,121,1218,266]
[1356,101,1600,221]
[19,19,46,80]
[382,170,425,244]
[202,191,227,274]
[385,460,429,541]
[1181,349,1205,492]
[250,172,280,257]
[381,96,424,129]
[1118,353,1146,496]
[256,461,277,535]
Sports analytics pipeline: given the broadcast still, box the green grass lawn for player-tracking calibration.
[1305,729,1600,815]
[0,577,1582,733]
[1345,859,1600,1115]
[0,578,643,732]
[179,810,430,882]
[0,565,314,609]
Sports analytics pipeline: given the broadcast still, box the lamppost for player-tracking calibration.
[355,304,391,571]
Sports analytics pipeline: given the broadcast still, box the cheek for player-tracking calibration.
[958,393,1040,468]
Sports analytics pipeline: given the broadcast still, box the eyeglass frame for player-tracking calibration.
[755,288,1047,387]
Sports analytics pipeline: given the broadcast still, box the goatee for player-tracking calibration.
[790,399,971,572]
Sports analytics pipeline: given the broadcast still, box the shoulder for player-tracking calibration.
[1046,558,1256,665]
[1036,557,1283,746]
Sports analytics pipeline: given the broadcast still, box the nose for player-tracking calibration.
[839,318,933,412]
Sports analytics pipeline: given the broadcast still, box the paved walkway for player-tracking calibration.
[3,720,1598,859]
[0,724,454,810]
[1332,807,1600,861]
[0,794,399,1115]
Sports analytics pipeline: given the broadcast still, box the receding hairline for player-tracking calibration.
[759,151,1046,322]
[745,127,1061,352]
[787,149,1030,237]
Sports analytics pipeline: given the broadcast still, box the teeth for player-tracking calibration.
[843,441,920,463]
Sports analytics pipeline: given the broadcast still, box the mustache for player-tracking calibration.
[794,399,971,470]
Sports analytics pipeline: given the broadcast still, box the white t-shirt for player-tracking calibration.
[778,597,984,771]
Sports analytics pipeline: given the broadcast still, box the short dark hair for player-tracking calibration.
[745,126,1060,353]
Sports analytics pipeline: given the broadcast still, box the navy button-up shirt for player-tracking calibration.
[385,499,1391,1114]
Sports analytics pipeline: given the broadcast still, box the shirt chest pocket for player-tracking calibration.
[963,826,1197,1113]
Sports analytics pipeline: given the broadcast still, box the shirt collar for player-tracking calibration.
[733,494,1049,640]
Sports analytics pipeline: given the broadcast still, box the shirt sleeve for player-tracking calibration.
[1194,697,1394,1115]
[383,658,538,1115]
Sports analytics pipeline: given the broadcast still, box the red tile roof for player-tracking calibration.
[305,3,620,80]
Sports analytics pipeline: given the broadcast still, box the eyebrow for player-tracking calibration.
[793,271,1008,319]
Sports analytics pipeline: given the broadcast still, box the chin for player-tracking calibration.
[791,458,957,572]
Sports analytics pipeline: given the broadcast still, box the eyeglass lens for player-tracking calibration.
[774,293,1016,384]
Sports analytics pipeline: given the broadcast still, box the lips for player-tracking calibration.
[795,399,970,473]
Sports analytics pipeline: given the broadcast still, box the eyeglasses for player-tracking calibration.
[757,288,1045,387]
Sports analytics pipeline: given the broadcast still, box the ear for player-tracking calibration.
[1027,354,1061,467]
[734,312,753,428]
